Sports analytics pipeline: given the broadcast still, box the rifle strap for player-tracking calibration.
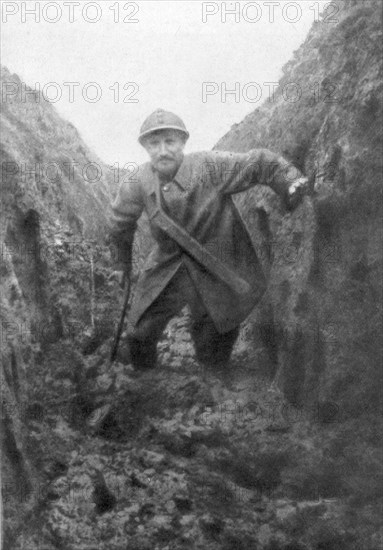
[150,184,251,295]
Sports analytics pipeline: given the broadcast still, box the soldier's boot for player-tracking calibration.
[191,317,239,370]
[128,337,158,371]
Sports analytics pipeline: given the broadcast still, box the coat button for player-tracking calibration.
[162,185,170,191]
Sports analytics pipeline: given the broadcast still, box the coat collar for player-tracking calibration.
[173,156,189,190]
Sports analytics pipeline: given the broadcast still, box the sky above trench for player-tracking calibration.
[1,0,332,165]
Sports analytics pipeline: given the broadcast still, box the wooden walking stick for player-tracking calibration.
[110,275,131,363]
[86,275,131,431]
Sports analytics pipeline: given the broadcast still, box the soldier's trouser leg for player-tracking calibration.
[190,310,240,367]
[127,266,192,370]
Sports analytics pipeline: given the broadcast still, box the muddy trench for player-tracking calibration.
[3,294,382,550]
[2,2,383,547]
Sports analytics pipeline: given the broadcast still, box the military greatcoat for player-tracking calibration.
[109,149,301,333]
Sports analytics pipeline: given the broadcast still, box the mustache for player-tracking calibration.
[157,155,175,161]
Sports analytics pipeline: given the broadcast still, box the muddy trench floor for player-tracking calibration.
[5,316,383,550]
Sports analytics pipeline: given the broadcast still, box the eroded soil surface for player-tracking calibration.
[7,311,383,550]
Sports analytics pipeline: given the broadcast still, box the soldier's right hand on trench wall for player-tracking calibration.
[286,177,309,210]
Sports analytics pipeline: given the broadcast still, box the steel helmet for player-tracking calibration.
[138,108,189,144]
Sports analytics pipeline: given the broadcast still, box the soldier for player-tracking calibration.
[109,109,307,371]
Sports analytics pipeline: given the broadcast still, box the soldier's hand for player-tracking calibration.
[109,270,128,288]
[286,177,308,210]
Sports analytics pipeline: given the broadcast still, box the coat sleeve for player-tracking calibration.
[205,149,303,201]
[108,177,144,273]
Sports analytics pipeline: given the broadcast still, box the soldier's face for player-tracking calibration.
[143,130,186,177]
